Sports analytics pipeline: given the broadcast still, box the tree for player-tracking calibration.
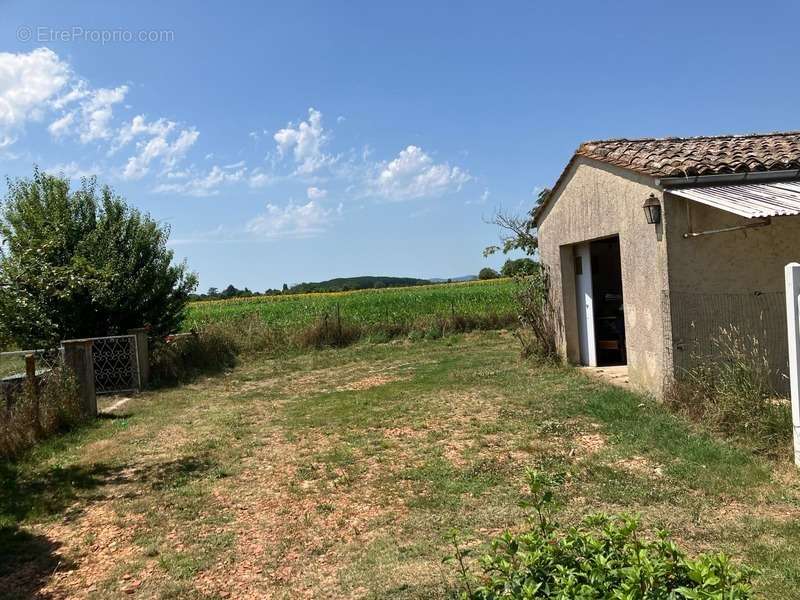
[0,169,197,347]
[484,188,549,258]
[220,284,239,298]
[478,267,500,280]
[501,258,539,277]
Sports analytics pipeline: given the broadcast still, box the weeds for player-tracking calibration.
[149,308,515,387]
[0,367,83,458]
[149,327,238,386]
[665,326,791,456]
[513,271,560,362]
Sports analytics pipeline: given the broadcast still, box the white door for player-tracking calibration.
[574,243,597,366]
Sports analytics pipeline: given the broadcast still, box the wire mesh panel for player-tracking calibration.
[90,335,140,395]
[669,291,788,393]
[0,349,62,408]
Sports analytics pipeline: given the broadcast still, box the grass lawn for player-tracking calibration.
[2,330,800,598]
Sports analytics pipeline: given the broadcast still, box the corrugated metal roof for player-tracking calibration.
[669,180,800,218]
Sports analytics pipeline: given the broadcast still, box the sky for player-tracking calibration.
[1,1,799,291]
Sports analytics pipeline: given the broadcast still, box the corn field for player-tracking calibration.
[184,278,516,330]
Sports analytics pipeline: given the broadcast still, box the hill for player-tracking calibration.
[289,276,430,293]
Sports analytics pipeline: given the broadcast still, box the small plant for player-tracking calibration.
[450,469,755,599]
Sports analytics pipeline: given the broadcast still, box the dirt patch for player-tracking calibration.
[193,428,411,598]
[573,432,606,456]
[337,374,403,391]
[614,456,664,478]
[35,504,147,598]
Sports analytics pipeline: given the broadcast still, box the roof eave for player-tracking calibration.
[657,168,800,188]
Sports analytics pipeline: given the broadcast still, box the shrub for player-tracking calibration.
[0,367,83,458]
[665,326,790,456]
[149,328,238,387]
[296,311,363,349]
[451,469,755,599]
[478,268,500,280]
[513,271,559,362]
[0,169,197,348]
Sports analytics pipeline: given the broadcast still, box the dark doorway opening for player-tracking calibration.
[590,236,626,366]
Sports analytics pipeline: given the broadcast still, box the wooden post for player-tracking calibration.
[62,340,96,417]
[785,263,800,467]
[128,328,149,390]
[25,353,42,437]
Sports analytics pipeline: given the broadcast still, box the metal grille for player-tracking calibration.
[90,335,140,395]
[668,291,788,393]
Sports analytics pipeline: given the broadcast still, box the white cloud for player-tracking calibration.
[245,200,341,238]
[123,126,199,180]
[0,48,203,184]
[114,114,175,151]
[47,112,74,137]
[48,83,130,143]
[372,145,470,200]
[306,186,327,200]
[77,85,128,142]
[273,107,333,174]
[0,48,71,137]
[248,169,272,188]
[153,163,245,196]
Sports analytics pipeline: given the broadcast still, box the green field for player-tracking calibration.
[183,278,516,330]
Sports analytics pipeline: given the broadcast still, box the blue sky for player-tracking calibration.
[1,1,799,291]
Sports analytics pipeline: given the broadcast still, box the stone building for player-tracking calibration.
[534,132,800,397]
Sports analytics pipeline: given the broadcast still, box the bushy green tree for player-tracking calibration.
[478,267,500,280]
[0,169,197,347]
[501,257,538,277]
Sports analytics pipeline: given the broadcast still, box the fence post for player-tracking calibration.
[62,340,96,417]
[128,328,149,390]
[785,263,800,466]
[25,353,42,437]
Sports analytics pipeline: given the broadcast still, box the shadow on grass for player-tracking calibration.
[0,527,69,599]
[0,454,219,597]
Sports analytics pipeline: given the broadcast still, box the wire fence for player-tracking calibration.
[0,348,62,409]
[668,290,789,393]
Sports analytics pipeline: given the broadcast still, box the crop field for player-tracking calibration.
[183,278,516,330]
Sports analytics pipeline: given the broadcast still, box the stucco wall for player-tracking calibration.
[664,194,800,293]
[663,194,800,391]
[537,158,668,396]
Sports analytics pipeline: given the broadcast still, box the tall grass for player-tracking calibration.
[0,368,83,458]
[665,326,791,457]
[152,307,516,386]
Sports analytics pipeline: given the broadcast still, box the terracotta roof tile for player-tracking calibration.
[533,131,800,225]
[576,132,800,177]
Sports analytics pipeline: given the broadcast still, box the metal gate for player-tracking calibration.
[90,334,140,394]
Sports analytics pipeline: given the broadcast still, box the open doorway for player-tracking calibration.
[590,236,626,366]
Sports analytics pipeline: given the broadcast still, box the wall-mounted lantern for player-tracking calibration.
[643,193,661,225]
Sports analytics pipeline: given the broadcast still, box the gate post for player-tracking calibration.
[25,353,42,436]
[62,340,96,417]
[785,263,800,466]
[128,328,149,390]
